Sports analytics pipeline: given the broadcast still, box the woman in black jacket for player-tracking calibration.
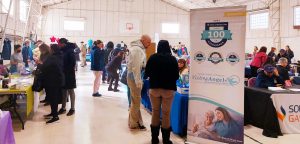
[58,38,77,116]
[41,44,65,124]
[106,51,124,92]
[145,40,179,144]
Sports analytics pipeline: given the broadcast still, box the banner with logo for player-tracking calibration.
[272,94,300,133]
[187,6,246,144]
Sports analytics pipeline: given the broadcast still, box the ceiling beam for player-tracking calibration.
[160,0,190,12]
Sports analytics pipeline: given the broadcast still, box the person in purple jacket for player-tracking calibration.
[106,51,125,92]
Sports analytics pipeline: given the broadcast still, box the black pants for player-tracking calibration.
[250,66,259,77]
[45,87,62,118]
[102,68,107,82]
[108,70,119,90]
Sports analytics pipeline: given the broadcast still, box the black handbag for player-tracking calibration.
[120,68,128,85]
[32,66,43,92]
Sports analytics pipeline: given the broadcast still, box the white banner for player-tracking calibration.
[188,6,246,144]
[272,93,300,134]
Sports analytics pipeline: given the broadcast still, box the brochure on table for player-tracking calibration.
[188,6,246,144]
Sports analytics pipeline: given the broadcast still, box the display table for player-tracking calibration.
[0,111,16,144]
[245,86,300,138]
[0,76,34,130]
[141,80,151,112]
[171,92,189,136]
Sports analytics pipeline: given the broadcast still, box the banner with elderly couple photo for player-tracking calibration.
[188,6,246,144]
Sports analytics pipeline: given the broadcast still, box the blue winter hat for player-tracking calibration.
[264,64,275,73]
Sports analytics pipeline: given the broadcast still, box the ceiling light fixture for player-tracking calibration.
[177,0,185,2]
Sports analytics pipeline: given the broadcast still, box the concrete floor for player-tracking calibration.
[13,63,300,144]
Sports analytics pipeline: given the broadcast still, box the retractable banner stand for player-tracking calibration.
[187,6,246,144]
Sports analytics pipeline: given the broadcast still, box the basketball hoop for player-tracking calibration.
[126,23,133,31]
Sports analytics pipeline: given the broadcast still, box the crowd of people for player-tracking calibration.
[249,45,296,88]
[1,35,193,144]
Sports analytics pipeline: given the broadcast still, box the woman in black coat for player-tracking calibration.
[58,38,77,116]
[145,40,179,144]
[41,44,65,124]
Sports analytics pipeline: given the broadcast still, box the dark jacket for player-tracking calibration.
[41,52,65,89]
[91,46,105,71]
[104,47,113,64]
[2,38,11,60]
[74,47,81,61]
[145,40,179,91]
[267,51,276,58]
[286,50,294,60]
[61,42,76,89]
[277,65,290,82]
[22,46,30,63]
[275,53,291,64]
[106,56,123,72]
[255,71,283,88]
[108,48,122,62]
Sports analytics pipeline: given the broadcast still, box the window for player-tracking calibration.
[294,6,300,26]
[64,19,85,31]
[249,12,269,29]
[2,0,14,16]
[162,23,180,34]
[20,0,28,21]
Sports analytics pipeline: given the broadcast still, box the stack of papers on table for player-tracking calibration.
[289,88,300,92]
[268,87,286,91]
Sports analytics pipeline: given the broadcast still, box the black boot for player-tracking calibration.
[161,127,173,144]
[150,125,160,144]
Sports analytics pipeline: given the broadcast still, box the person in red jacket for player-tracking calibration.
[250,46,267,77]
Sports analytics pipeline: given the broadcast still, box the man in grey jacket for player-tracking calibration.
[127,35,151,130]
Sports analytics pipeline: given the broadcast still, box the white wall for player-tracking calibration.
[245,0,300,61]
[41,0,190,47]
[0,0,41,44]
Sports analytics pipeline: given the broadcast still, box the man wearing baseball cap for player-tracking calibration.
[255,64,284,88]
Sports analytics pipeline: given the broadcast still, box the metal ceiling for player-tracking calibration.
[162,0,273,11]
[40,0,274,10]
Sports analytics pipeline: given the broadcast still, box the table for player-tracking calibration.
[244,86,300,138]
[0,85,34,130]
[0,111,16,144]
[141,80,151,112]
[171,92,189,136]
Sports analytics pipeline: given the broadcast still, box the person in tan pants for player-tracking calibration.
[145,40,179,144]
[127,35,151,130]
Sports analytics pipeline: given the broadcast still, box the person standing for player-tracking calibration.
[127,35,151,130]
[145,40,179,144]
[106,51,124,92]
[22,40,31,67]
[41,44,64,124]
[103,41,114,83]
[268,47,276,59]
[10,45,23,73]
[252,46,258,58]
[91,40,105,97]
[74,44,81,71]
[250,46,268,77]
[58,38,77,116]
[285,45,294,61]
[80,41,87,67]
